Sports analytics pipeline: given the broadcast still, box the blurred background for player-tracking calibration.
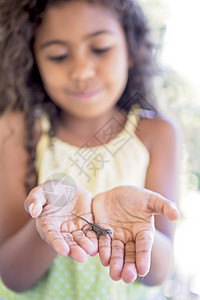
[139,0,200,299]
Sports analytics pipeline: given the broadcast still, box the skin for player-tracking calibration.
[34,1,130,145]
[0,1,179,292]
[92,186,179,283]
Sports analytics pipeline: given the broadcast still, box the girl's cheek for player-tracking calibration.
[41,66,66,87]
[104,47,129,73]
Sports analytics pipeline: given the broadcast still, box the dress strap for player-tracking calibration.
[124,106,140,134]
[40,113,51,134]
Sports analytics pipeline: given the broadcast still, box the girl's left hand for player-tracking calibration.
[92,186,179,283]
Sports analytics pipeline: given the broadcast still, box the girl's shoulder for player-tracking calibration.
[136,114,180,154]
[0,110,25,139]
[0,110,42,146]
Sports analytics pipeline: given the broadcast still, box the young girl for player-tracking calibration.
[0,0,179,299]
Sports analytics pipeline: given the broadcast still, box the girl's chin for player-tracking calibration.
[64,105,114,120]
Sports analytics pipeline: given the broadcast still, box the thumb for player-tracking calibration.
[24,185,47,218]
[147,191,179,221]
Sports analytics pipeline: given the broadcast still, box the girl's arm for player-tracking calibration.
[136,116,180,286]
[0,112,56,292]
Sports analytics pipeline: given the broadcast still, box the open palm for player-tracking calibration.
[92,186,179,283]
[25,182,98,262]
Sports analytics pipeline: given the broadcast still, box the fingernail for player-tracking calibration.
[29,203,35,215]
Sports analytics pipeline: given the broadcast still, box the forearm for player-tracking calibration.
[0,218,56,292]
[138,229,174,286]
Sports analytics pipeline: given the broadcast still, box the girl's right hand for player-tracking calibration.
[24,182,98,262]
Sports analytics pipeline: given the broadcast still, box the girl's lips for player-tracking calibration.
[67,87,103,100]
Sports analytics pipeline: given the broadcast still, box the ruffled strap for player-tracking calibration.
[40,113,51,134]
[123,106,140,134]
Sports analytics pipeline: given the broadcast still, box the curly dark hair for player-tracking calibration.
[0,0,157,192]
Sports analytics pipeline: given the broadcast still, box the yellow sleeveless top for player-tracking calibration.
[36,107,149,192]
[0,107,161,299]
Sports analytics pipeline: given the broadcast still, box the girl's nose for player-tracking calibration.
[69,56,96,82]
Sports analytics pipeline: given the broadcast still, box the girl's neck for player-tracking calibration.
[57,107,127,147]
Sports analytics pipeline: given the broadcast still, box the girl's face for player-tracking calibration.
[34,1,130,119]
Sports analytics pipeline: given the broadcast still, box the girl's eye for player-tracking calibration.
[47,54,68,62]
[92,47,112,55]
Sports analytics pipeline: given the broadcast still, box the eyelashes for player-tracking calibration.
[46,47,112,62]
[92,47,112,54]
[47,54,68,62]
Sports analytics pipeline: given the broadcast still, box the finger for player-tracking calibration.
[84,229,99,257]
[24,186,46,218]
[72,230,97,255]
[61,220,98,256]
[109,240,124,281]
[135,230,154,277]
[148,192,179,221]
[121,241,137,283]
[98,235,111,266]
[42,226,70,257]
[62,232,88,263]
